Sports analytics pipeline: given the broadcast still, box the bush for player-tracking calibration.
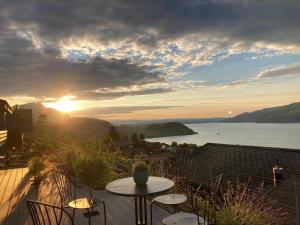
[216,180,287,225]
[28,157,46,184]
[65,140,128,189]
[77,150,111,189]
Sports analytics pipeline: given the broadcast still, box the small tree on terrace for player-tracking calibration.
[109,126,120,142]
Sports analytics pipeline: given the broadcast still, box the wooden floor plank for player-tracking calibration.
[0,169,14,224]
[3,168,20,225]
[1,168,170,225]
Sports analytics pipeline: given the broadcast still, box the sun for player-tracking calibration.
[55,98,75,112]
[45,96,77,113]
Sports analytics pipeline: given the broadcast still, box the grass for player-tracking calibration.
[216,180,287,225]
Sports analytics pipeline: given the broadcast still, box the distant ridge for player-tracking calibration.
[112,117,225,125]
[117,122,197,138]
[18,102,196,139]
[18,102,111,138]
[224,102,300,123]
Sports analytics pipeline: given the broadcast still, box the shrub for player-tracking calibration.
[65,140,128,189]
[28,157,46,184]
[76,150,111,189]
[216,180,287,225]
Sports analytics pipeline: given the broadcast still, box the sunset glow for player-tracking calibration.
[44,96,77,113]
[0,1,299,120]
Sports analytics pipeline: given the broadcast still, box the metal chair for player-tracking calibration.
[27,200,75,225]
[150,157,193,225]
[52,164,107,225]
[163,174,223,225]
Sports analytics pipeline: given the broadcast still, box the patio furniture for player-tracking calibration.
[27,200,75,225]
[52,164,106,225]
[150,157,194,225]
[162,174,223,225]
[150,193,187,225]
[106,176,174,225]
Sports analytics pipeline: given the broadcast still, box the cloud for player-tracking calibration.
[1,0,300,101]
[2,0,299,48]
[256,63,300,79]
[72,106,179,117]
[79,88,172,100]
[0,31,165,99]
[216,80,248,90]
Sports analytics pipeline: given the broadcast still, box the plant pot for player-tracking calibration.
[133,170,149,185]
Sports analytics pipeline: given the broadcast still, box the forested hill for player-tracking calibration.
[117,122,197,138]
[224,102,300,123]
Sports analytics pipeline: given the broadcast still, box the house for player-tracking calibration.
[0,99,33,166]
[0,99,13,148]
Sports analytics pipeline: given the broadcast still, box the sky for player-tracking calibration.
[1,0,300,121]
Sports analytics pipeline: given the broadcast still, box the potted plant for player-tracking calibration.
[133,161,149,185]
[28,157,46,185]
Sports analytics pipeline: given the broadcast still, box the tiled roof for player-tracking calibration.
[189,143,300,224]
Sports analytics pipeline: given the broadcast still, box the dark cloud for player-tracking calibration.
[79,88,172,100]
[2,0,299,47]
[72,105,179,117]
[0,31,165,98]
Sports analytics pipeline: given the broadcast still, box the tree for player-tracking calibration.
[108,126,120,142]
[139,134,145,140]
[37,113,47,124]
[131,133,138,144]
[171,141,178,147]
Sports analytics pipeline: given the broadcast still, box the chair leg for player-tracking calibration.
[72,208,76,221]
[150,200,154,225]
[103,201,107,225]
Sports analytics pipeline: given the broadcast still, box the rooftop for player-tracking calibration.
[189,143,300,224]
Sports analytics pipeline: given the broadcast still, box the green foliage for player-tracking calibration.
[109,125,120,142]
[139,134,145,140]
[65,140,128,189]
[133,161,148,172]
[117,122,196,139]
[33,134,58,155]
[171,141,178,147]
[77,150,111,189]
[37,113,47,125]
[131,133,138,144]
[216,181,287,225]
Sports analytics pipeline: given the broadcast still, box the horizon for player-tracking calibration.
[15,100,299,122]
[1,1,300,120]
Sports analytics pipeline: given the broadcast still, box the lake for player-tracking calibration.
[148,123,300,150]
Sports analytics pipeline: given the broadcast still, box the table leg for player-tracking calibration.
[134,196,147,225]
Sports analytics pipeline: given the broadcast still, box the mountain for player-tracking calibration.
[112,117,225,125]
[18,102,112,139]
[18,102,69,123]
[117,122,197,138]
[224,102,300,123]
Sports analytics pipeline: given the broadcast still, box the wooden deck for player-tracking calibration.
[0,167,170,225]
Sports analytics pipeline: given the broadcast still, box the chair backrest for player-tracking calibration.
[52,164,75,206]
[192,174,223,225]
[27,200,74,225]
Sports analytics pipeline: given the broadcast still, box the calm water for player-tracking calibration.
[148,123,300,150]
